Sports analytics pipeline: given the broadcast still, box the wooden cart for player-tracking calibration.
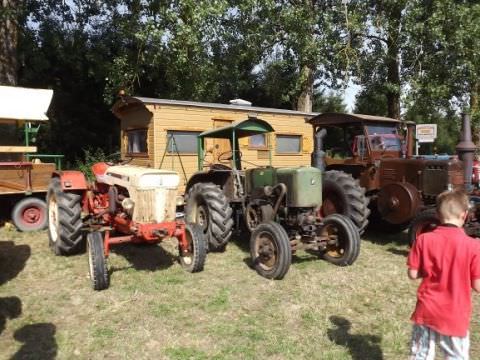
[0,86,63,231]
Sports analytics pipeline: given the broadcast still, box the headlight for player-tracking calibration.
[121,198,135,211]
[176,195,185,206]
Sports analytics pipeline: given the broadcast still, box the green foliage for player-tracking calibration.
[5,0,480,165]
[74,148,120,180]
[354,87,388,117]
[313,90,347,114]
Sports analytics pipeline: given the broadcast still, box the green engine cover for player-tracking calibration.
[245,166,322,208]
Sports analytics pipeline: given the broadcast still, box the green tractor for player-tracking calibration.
[185,116,360,279]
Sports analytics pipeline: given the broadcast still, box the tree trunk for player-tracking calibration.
[296,64,314,113]
[384,3,402,120]
[0,0,19,86]
[385,41,401,120]
[470,80,479,113]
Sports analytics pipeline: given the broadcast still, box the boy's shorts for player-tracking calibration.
[410,324,470,360]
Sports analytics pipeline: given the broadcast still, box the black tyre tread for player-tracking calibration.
[250,221,292,280]
[407,208,439,247]
[87,232,109,291]
[11,197,48,232]
[47,177,84,255]
[323,170,370,234]
[179,223,207,273]
[185,182,234,251]
[322,214,361,266]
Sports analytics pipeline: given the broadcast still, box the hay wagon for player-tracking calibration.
[0,86,63,231]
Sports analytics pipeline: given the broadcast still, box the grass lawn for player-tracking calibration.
[1,227,480,359]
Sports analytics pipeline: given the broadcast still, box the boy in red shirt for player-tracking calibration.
[408,190,480,359]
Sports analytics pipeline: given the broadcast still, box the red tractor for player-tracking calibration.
[46,162,206,290]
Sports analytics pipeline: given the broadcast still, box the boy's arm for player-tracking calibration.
[407,236,422,280]
[472,279,480,293]
[408,269,420,280]
[470,242,480,292]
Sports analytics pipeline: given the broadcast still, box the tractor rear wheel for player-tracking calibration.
[321,214,360,266]
[322,170,370,234]
[179,223,207,273]
[47,177,84,255]
[11,197,48,232]
[250,221,291,279]
[185,182,234,251]
[87,232,109,291]
[408,209,440,247]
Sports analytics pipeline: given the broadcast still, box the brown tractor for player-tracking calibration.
[308,113,476,242]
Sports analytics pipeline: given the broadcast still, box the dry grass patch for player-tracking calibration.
[0,228,479,359]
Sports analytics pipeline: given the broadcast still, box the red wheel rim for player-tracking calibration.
[20,205,45,228]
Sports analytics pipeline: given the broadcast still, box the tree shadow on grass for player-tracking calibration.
[0,296,21,335]
[327,316,383,360]
[11,323,57,360]
[0,241,31,285]
[111,243,176,272]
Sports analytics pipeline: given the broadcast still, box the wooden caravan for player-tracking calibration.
[112,97,315,193]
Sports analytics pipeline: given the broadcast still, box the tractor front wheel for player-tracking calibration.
[179,223,207,273]
[408,209,439,247]
[250,221,291,279]
[321,214,360,266]
[47,177,84,255]
[87,232,109,291]
[11,197,47,232]
[185,182,234,251]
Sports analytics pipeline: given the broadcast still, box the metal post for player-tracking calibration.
[456,113,476,192]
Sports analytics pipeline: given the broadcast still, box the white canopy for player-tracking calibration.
[0,85,54,122]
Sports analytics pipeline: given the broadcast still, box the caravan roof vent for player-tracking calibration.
[229,99,252,106]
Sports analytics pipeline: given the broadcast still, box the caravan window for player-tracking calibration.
[167,131,201,154]
[276,135,301,154]
[126,129,148,155]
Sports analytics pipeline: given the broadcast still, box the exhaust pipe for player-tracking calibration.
[312,128,327,171]
[456,113,476,192]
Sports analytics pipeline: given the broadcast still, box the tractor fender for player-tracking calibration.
[52,171,88,190]
[185,170,232,195]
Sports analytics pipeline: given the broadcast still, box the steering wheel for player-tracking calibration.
[107,157,133,166]
[218,150,242,163]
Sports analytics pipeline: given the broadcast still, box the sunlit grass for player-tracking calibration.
[1,227,479,359]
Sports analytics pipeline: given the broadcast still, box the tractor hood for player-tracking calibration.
[101,165,180,189]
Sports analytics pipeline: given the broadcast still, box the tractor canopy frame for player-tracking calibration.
[196,116,274,171]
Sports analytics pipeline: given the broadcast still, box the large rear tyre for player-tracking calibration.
[250,221,291,280]
[185,182,234,251]
[179,223,207,273]
[47,177,84,255]
[11,197,47,232]
[87,232,109,291]
[321,214,360,266]
[408,209,439,247]
[322,170,370,234]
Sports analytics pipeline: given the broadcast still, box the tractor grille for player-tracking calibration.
[133,188,177,223]
[422,165,449,198]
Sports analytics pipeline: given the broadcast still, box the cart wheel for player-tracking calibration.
[321,214,360,266]
[11,197,47,232]
[250,221,291,280]
[179,223,206,273]
[87,232,109,291]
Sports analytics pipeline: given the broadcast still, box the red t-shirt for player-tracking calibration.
[408,225,480,337]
